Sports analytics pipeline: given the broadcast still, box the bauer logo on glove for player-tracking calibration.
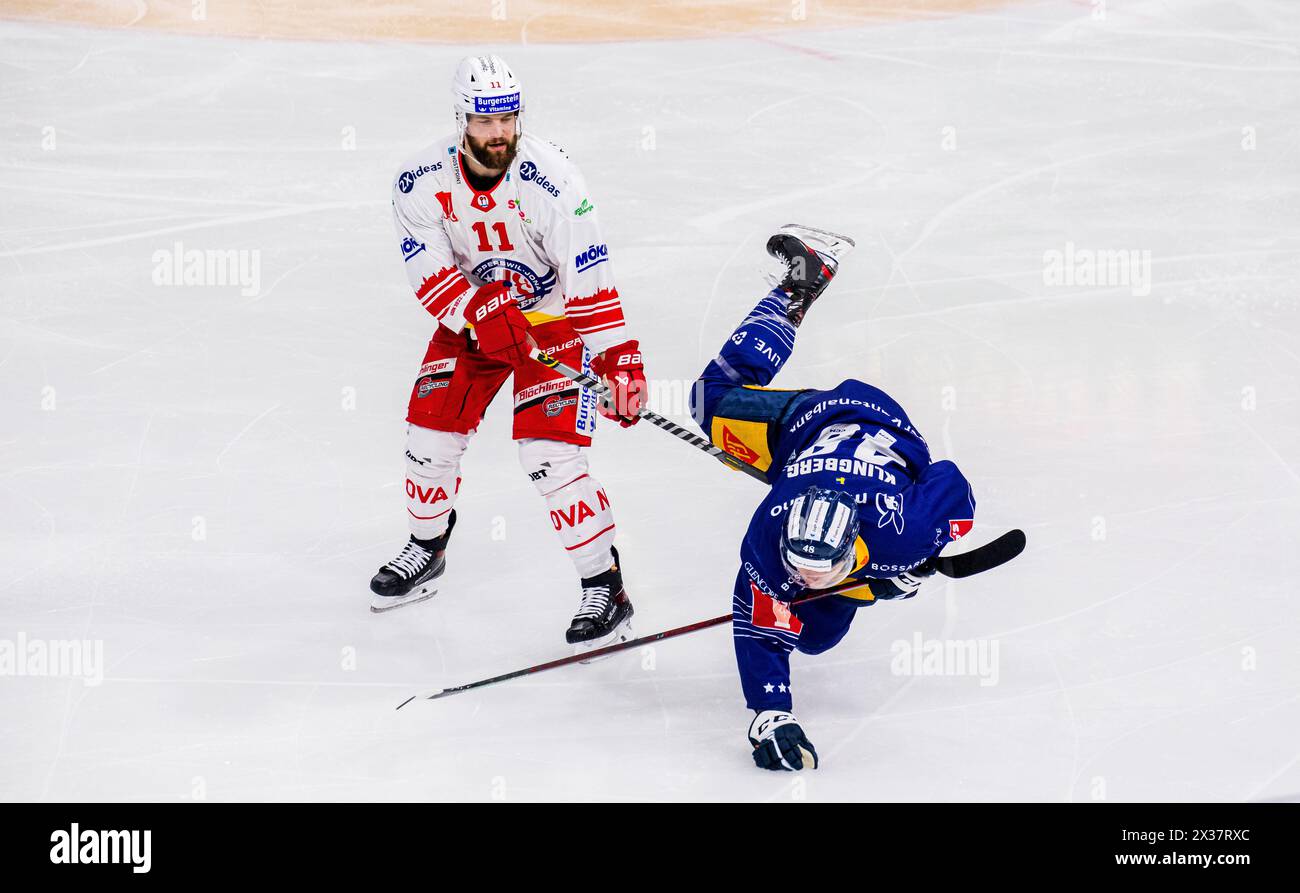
[590,339,647,427]
[472,288,515,322]
[466,281,535,366]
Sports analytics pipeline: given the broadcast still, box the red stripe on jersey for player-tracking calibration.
[417,267,471,318]
[572,320,627,337]
[565,300,623,319]
[566,287,622,310]
[566,289,626,338]
[416,267,463,300]
[570,309,625,330]
[567,288,625,330]
[426,280,471,318]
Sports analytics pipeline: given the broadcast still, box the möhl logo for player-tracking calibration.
[574,243,608,273]
[401,236,426,262]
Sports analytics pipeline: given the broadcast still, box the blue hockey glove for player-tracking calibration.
[873,562,938,600]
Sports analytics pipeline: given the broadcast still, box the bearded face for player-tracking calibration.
[463,113,519,173]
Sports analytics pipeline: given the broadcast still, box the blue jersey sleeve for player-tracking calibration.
[731,564,800,712]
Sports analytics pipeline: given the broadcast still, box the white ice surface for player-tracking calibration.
[2,0,1299,802]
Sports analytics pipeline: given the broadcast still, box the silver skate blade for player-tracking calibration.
[370,583,437,614]
[572,617,634,664]
[777,223,856,264]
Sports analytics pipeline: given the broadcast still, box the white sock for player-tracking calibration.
[406,425,471,540]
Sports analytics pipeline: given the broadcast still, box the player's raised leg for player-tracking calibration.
[690,225,854,455]
[765,223,854,326]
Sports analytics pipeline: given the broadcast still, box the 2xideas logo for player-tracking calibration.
[518,160,560,197]
[397,161,443,194]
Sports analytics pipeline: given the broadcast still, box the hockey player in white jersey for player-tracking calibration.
[371,55,647,652]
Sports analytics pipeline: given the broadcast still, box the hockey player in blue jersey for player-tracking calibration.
[690,225,977,772]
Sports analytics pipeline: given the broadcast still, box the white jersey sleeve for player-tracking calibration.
[391,169,476,334]
[529,154,629,356]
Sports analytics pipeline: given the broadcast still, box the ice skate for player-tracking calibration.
[370,511,456,613]
[566,547,634,661]
[765,224,855,326]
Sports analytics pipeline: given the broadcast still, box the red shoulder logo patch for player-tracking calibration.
[435,191,457,221]
[722,426,760,465]
[750,583,803,635]
[949,519,973,540]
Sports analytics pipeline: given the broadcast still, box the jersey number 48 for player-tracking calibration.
[793,423,904,469]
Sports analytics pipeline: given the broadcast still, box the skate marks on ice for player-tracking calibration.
[3,0,1300,799]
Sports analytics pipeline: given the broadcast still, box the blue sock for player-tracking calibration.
[693,289,798,427]
[706,289,796,388]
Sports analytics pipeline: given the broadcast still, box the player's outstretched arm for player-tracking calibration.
[731,565,822,769]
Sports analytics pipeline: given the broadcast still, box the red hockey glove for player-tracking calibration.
[590,340,646,428]
[467,281,533,366]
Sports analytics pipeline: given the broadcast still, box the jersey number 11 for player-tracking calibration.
[472,221,515,252]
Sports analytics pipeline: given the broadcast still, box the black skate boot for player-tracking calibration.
[765,224,855,326]
[566,547,634,657]
[369,511,456,613]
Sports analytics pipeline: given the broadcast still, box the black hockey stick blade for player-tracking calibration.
[933,528,1025,578]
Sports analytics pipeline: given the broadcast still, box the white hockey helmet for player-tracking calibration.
[451,54,523,149]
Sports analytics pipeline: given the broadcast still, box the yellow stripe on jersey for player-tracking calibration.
[852,535,870,570]
[835,537,876,602]
[524,309,567,326]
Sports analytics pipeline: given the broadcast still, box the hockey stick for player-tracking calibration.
[397,575,866,708]
[534,352,1025,567]
[529,348,769,483]
[531,349,1026,568]
[396,528,1026,708]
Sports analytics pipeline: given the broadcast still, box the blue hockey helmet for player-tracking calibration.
[780,486,861,589]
